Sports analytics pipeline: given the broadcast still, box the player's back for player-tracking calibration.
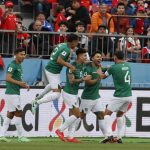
[109,62,132,97]
[45,43,71,74]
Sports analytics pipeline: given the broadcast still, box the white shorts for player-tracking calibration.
[5,94,22,112]
[107,96,132,112]
[45,69,60,89]
[80,98,104,114]
[62,91,79,109]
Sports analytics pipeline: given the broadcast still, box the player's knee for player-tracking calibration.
[80,112,86,119]
[95,112,104,120]
[74,111,80,118]
[105,109,113,116]
[71,107,80,118]
[14,110,22,117]
[7,112,14,119]
[116,111,124,117]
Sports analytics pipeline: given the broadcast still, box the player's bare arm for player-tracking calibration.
[68,74,82,84]
[84,75,100,85]
[6,73,29,89]
[57,56,76,71]
[68,74,91,84]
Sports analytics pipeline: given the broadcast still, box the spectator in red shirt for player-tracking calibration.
[47,0,57,3]
[16,21,30,49]
[1,1,17,30]
[54,5,67,32]
[141,39,150,63]
[80,0,92,11]
[0,54,5,69]
[113,2,130,34]
[131,6,149,35]
[54,21,68,45]
[0,1,17,56]
[118,26,141,62]
[112,0,119,7]
[0,7,3,27]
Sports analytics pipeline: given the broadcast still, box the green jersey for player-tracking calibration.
[106,62,132,97]
[64,62,85,95]
[81,63,101,100]
[46,43,71,74]
[5,60,23,95]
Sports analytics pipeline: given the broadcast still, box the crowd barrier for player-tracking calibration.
[0,30,150,62]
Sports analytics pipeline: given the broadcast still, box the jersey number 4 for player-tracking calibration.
[124,71,131,85]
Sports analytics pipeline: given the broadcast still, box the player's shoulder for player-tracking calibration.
[8,60,16,67]
[84,62,92,72]
[58,43,67,48]
[85,61,92,67]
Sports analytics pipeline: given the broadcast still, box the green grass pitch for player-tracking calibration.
[1,137,150,150]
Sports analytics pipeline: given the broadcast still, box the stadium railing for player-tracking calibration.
[0,30,150,62]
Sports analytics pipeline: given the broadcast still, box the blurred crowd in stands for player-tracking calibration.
[0,0,150,64]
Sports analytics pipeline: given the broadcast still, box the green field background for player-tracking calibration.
[1,137,150,150]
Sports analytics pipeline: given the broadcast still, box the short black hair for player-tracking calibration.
[59,21,68,28]
[16,14,23,21]
[67,33,79,42]
[56,5,64,14]
[76,48,87,56]
[98,25,107,30]
[35,12,46,19]
[14,48,25,55]
[114,51,124,60]
[117,2,125,8]
[91,51,101,59]
[75,21,85,27]
[125,26,134,34]
[72,0,80,3]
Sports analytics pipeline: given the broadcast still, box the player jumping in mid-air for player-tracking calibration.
[31,34,79,113]
[0,48,30,142]
[55,48,91,143]
[99,51,132,143]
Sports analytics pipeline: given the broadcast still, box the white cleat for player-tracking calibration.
[31,101,39,115]
[31,94,39,115]
[18,137,31,142]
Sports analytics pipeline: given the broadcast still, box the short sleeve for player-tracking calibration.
[7,63,15,74]
[105,66,113,76]
[60,49,70,60]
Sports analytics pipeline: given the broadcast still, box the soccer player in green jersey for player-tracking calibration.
[99,51,132,143]
[56,48,91,143]
[31,34,79,113]
[0,48,30,142]
[79,51,107,140]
